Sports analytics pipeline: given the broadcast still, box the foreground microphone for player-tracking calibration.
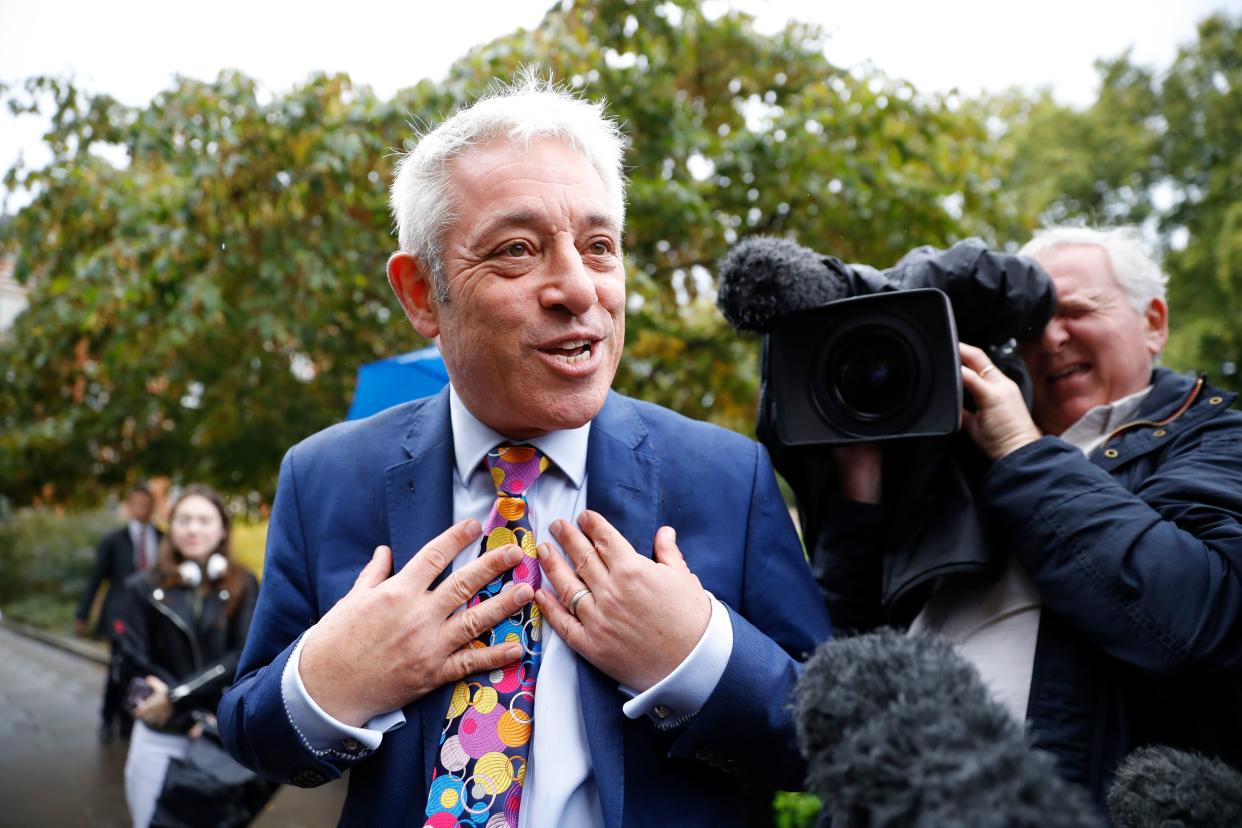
[716,237,888,332]
[795,630,1102,828]
[1107,746,1242,827]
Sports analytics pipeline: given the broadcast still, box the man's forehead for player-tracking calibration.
[1041,247,1124,300]
[449,138,620,237]
[451,135,598,188]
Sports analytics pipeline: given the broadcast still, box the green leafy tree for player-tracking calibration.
[0,73,454,501]
[443,0,1036,428]
[1,0,1037,504]
[995,13,1242,388]
[1153,14,1242,385]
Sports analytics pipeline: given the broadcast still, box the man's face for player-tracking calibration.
[127,491,154,523]
[390,137,625,439]
[1020,244,1168,436]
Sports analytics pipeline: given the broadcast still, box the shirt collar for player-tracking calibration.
[448,385,590,489]
[1059,384,1153,452]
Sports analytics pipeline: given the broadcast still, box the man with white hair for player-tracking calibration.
[219,75,830,827]
[827,225,1242,803]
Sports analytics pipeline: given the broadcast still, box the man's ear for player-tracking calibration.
[387,252,440,339]
[1144,296,1169,356]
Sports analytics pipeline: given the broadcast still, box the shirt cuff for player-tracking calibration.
[620,593,733,728]
[281,632,405,757]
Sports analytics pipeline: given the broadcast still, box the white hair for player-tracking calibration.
[389,70,628,302]
[1019,225,1167,314]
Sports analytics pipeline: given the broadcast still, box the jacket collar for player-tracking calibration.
[1094,369,1233,469]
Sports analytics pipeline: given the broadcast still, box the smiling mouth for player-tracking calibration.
[539,338,594,364]
[1049,363,1090,381]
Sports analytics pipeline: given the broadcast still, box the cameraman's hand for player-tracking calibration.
[832,445,882,504]
[960,343,1042,461]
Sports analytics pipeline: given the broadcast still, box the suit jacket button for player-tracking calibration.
[342,738,362,753]
[652,704,672,719]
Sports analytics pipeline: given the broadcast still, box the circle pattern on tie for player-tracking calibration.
[426,443,547,828]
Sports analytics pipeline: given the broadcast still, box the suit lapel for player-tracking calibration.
[118,528,137,576]
[581,392,661,828]
[382,388,456,790]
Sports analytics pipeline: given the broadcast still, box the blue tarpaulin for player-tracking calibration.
[346,345,449,420]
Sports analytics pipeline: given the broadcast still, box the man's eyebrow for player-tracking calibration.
[468,210,621,247]
[1057,293,1100,311]
[468,210,542,247]
[583,213,621,236]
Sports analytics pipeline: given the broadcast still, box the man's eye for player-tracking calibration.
[502,242,530,257]
[588,240,613,255]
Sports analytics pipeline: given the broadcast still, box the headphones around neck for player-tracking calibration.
[177,553,228,587]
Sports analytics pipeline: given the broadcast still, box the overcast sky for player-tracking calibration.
[2,0,1238,210]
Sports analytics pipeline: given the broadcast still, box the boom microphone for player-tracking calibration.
[1107,746,1242,827]
[715,237,890,332]
[795,630,1102,827]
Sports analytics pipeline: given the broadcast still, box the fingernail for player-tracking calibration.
[506,644,523,659]
[513,584,533,602]
[464,519,480,534]
[504,546,522,564]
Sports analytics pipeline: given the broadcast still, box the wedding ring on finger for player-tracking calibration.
[568,588,592,619]
[978,363,997,378]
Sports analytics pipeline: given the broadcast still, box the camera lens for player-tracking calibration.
[824,327,917,421]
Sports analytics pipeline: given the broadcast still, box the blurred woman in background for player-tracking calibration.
[117,484,260,828]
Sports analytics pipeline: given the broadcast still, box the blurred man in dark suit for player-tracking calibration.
[76,484,161,742]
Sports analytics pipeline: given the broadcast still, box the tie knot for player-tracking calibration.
[486,444,547,496]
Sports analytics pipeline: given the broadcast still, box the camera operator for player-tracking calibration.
[820,226,1242,803]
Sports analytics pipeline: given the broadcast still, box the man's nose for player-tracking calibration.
[541,237,597,317]
[1041,316,1069,351]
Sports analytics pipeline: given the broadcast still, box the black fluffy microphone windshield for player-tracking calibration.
[1107,746,1242,827]
[795,630,1102,828]
[715,237,888,332]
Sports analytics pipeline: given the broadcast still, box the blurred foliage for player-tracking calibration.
[773,791,822,827]
[1,71,427,503]
[0,507,114,629]
[0,0,1035,503]
[994,12,1242,389]
[231,519,269,580]
[1,4,1238,505]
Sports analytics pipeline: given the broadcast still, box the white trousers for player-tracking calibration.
[124,721,190,828]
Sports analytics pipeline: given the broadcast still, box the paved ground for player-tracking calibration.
[0,623,346,827]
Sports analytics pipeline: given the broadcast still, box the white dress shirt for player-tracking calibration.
[282,386,734,826]
[910,385,1152,723]
[128,520,157,571]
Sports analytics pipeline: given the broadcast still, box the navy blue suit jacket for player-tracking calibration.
[219,389,831,827]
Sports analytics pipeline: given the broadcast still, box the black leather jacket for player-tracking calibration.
[117,567,258,734]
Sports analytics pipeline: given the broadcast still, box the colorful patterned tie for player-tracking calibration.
[425,444,548,828]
